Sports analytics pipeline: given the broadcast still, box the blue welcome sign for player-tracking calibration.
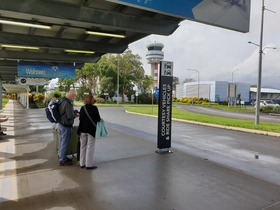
[106,0,251,33]
[18,62,75,78]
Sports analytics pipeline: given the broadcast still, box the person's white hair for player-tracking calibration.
[66,89,77,99]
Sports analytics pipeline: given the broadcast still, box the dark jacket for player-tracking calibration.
[58,97,76,127]
[77,104,101,137]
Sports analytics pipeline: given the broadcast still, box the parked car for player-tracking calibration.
[254,100,279,107]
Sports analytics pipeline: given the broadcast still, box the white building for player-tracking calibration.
[250,87,280,103]
[176,81,250,104]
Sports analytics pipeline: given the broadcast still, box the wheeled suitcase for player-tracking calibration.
[54,125,80,158]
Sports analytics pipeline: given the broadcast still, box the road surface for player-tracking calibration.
[99,106,280,185]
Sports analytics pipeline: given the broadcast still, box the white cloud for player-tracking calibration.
[128,1,280,88]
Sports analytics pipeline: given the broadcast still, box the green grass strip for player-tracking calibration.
[2,99,9,108]
[126,106,280,133]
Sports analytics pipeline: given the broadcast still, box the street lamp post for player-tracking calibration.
[248,0,276,124]
[117,55,120,105]
[231,69,239,83]
[255,0,264,125]
[187,69,200,99]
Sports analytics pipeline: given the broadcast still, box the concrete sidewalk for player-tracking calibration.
[1,100,280,210]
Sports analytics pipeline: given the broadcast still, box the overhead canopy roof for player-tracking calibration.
[2,84,30,94]
[0,0,184,82]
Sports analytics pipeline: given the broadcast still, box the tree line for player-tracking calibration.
[55,49,155,102]
[27,49,180,105]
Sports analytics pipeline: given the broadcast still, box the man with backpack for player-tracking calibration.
[47,93,61,130]
[58,89,78,166]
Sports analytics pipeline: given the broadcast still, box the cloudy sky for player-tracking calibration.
[128,1,280,89]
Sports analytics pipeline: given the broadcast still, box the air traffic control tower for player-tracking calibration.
[146,42,164,88]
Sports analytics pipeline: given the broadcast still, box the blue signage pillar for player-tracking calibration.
[156,61,173,154]
[155,88,159,99]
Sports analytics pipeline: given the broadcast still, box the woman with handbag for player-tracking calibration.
[77,95,101,170]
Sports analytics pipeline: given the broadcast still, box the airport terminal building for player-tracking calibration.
[175,81,280,105]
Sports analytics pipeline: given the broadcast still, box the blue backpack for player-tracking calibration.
[45,99,65,123]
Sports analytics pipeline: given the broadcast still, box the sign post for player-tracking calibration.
[156,61,173,154]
